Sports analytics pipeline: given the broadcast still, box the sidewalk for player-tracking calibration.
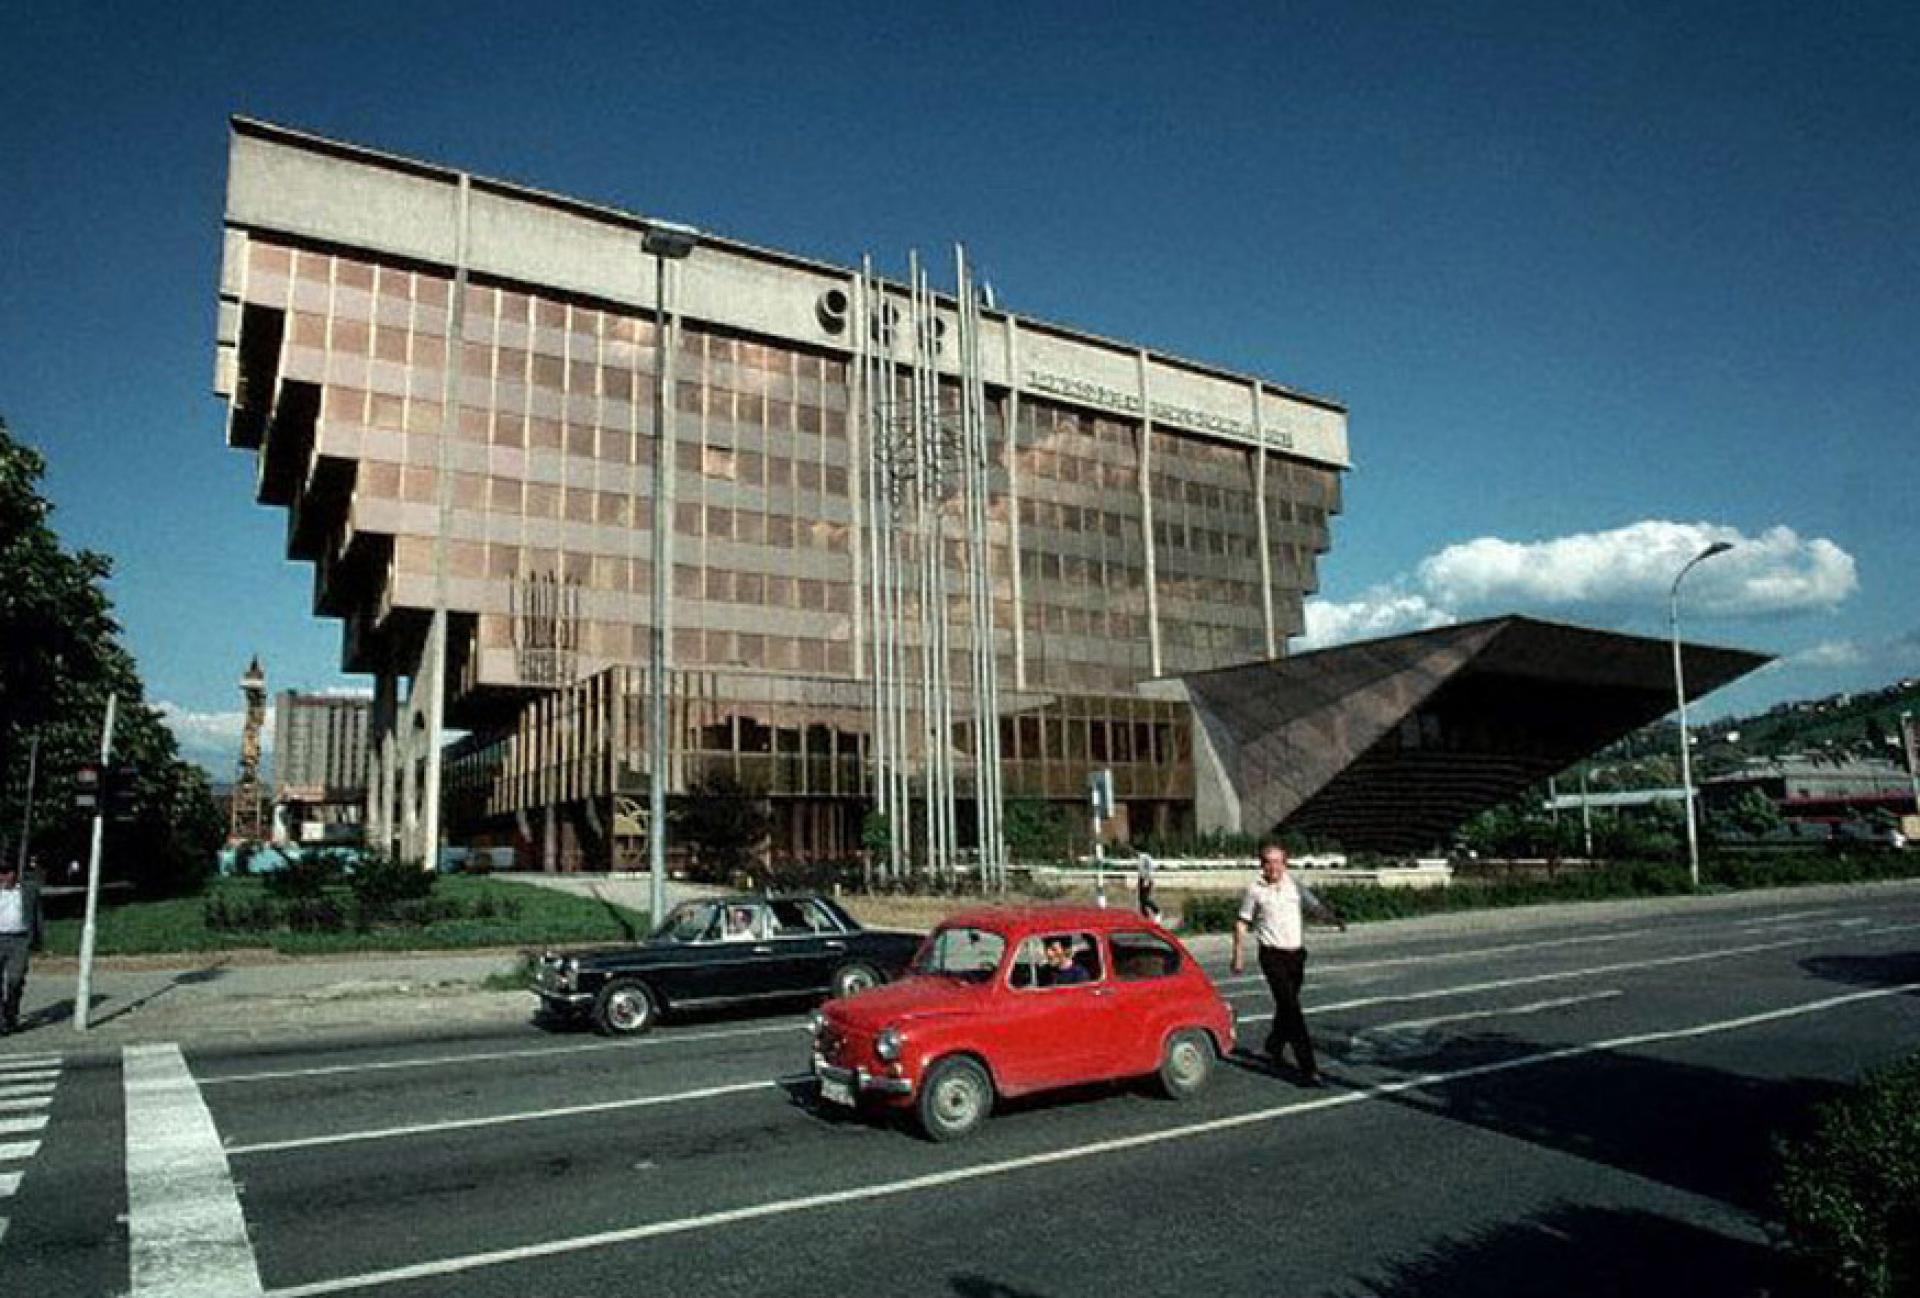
[2,948,534,1058]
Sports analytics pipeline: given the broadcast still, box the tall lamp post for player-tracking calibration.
[1671,540,1733,888]
[645,221,700,928]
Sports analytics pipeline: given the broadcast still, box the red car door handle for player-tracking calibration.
[1092,987,1114,998]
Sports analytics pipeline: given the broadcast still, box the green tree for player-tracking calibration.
[1721,787,1787,840]
[675,770,773,885]
[0,418,221,895]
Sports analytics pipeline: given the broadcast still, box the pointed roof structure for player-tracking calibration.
[1172,616,1770,852]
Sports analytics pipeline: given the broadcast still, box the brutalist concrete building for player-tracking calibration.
[212,118,1762,869]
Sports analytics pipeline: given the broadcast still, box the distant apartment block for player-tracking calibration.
[273,690,371,844]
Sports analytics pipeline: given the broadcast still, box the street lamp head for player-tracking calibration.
[1700,540,1734,560]
[643,220,701,260]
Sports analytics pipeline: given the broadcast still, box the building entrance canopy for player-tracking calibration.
[1170,616,1771,853]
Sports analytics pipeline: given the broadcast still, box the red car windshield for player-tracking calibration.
[912,926,1007,982]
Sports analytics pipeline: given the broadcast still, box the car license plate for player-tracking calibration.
[819,1075,855,1107]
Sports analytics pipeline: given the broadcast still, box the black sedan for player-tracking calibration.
[534,893,923,1035]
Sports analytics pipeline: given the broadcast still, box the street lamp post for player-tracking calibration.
[1671,540,1733,889]
[1901,710,1919,825]
[645,221,700,929]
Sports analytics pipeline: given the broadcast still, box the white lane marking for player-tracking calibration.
[1224,920,1920,1024]
[1208,905,1896,988]
[0,1215,8,1245]
[238,919,1920,1153]
[0,1069,59,1085]
[0,1082,55,1100]
[1344,991,1624,1064]
[200,1020,806,1088]
[0,1096,51,1112]
[0,1172,18,1197]
[262,980,1920,1298]
[124,1043,264,1298]
[0,1140,41,1161]
[0,1116,47,1137]
[225,1078,791,1157]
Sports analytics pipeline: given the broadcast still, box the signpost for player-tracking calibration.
[74,694,116,1032]
[1089,769,1114,907]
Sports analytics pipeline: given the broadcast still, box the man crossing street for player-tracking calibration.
[1230,841,1342,1085]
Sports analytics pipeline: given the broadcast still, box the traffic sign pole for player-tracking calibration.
[75,693,116,1032]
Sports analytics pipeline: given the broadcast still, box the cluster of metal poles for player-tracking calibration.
[857,248,1007,890]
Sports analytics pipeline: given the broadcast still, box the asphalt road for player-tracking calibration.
[8,885,1920,1298]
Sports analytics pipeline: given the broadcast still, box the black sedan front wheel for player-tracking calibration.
[830,962,882,999]
[591,978,658,1036]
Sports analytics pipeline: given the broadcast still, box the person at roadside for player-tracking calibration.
[1229,841,1344,1086]
[0,859,46,1035]
[1040,935,1091,986]
[1135,851,1160,921]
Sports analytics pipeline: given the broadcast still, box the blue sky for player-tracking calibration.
[3,2,1915,772]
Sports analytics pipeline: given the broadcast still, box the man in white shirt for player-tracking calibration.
[1229,842,1342,1085]
[0,859,45,1035]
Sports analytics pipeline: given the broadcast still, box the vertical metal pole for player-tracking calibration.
[1901,711,1919,820]
[1580,765,1594,859]
[14,730,38,873]
[1251,381,1277,659]
[1670,542,1731,888]
[1137,351,1162,678]
[1671,597,1701,889]
[1003,319,1028,692]
[648,250,674,924]
[74,693,116,1032]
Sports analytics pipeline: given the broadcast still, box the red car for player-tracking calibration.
[811,905,1236,1141]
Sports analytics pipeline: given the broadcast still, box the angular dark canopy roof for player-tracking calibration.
[1178,616,1771,853]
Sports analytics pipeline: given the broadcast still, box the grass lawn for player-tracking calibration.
[43,876,651,958]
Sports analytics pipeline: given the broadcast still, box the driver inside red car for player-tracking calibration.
[1040,935,1091,986]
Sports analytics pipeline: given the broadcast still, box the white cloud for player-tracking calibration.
[1417,521,1855,617]
[1300,519,1858,652]
[1297,589,1452,650]
[1786,640,1867,669]
[156,701,274,776]
[156,703,251,747]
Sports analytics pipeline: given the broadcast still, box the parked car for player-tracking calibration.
[811,905,1235,1141]
[535,894,921,1035]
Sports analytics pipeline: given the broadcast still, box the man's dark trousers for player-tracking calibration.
[0,932,30,1031]
[1258,945,1316,1076]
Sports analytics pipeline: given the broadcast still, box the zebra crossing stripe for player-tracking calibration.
[0,1141,40,1161]
[0,1096,52,1112]
[0,1083,54,1101]
[0,1172,18,1198]
[0,1116,47,1137]
[0,1070,59,1086]
[0,1055,61,1071]
[124,1043,263,1298]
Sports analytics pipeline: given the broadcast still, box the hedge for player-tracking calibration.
[1775,1052,1920,1297]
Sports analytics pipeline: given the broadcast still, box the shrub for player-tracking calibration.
[1179,894,1241,933]
[348,850,435,910]
[1004,799,1080,864]
[264,851,347,900]
[283,896,347,933]
[1775,1052,1920,1297]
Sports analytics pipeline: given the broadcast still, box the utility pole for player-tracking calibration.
[14,730,38,873]
[75,693,116,1032]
